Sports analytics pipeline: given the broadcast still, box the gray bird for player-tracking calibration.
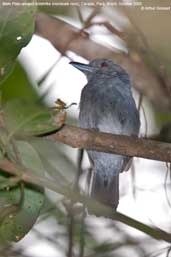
[70,59,140,209]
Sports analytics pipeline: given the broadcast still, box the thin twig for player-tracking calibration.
[76,7,84,24]
[79,205,86,257]
[130,162,136,199]
[76,149,86,257]
[164,163,171,208]
[67,206,74,257]
[138,93,143,111]
[74,149,84,191]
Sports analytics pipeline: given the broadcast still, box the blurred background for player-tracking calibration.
[1,0,171,256]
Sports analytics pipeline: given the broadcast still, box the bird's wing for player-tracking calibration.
[93,87,139,136]
[88,87,138,172]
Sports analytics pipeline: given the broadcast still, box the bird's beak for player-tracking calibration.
[69,61,96,73]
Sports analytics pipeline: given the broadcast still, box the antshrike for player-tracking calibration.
[70,59,140,209]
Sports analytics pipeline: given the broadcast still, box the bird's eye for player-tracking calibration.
[101,62,108,68]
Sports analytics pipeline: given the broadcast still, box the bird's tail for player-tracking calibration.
[90,171,119,210]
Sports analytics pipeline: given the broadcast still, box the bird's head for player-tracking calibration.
[70,59,130,83]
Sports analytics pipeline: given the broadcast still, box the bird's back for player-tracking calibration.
[79,73,139,137]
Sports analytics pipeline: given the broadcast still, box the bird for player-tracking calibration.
[70,59,140,209]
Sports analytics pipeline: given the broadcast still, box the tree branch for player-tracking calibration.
[0,158,171,243]
[48,124,171,163]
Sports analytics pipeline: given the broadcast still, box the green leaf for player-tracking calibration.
[0,62,38,103]
[38,6,70,15]
[3,98,65,138]
[155,111,171,127]
[0,141,45,243]
[0,185,44,243]
[16,141,45,175]
[0,5,36,83]
[29,138,76,185]
[0,62,65,138]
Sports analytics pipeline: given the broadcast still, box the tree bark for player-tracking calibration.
[48,124,171,163]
